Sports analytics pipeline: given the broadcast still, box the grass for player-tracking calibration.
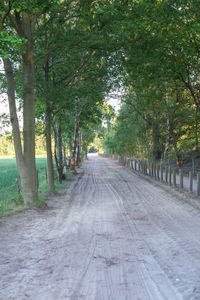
[0,157,70,215]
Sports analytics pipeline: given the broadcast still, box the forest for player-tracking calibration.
[0,0,200,206]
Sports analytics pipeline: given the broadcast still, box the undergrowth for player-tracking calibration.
[0,157,71,216]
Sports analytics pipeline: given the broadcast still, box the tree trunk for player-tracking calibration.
[76,144,80,166]
[171,130,182,165]
[77,131,83,165]
[44,60,55,193]
[45,106,55,193]
[195,107,199,150]
[71,98,80,172]
[3,58,36,204]
[152,122,162,160]
[63,144,67,170]
[54,122,64,183]
[164,85,170,158]
[22,12,38,201]
[71,123,79,172]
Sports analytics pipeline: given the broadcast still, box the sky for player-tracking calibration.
[107,97,121,113]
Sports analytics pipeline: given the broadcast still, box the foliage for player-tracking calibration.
[1,0,200,202]
[0,133,47,156]
[102,0,200,161]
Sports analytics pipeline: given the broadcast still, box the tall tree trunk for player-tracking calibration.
[76,130,80,166]
[22,12,38,200]
[77,131,83,164]
[45,106,55,193]
[152,122,162,160]
[3,58,36,204]
[71,98,80,172]
[171,130,182,165]
[63,144,67,170]
[54,122,64,183]
[44,60,55,193]
[195,107,199,150]
[164,85,170,158]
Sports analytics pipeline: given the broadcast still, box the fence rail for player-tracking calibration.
[103,154,200,197]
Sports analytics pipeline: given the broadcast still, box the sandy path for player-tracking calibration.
[0,154,200,300]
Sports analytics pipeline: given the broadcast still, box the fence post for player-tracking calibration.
[192,158,195,174]
[197,173,200,196]
[149,162,151,176]
[165,166,168,183]
[151,162,154,177]
[144,160,147,174]
[154,163,158,179]
[145,161,147,175]
[179,168,183,191]
[168,166,171,186]
[173,169,176,186]
[189,171,193,193]
[142,160,144,173]
[154,163,156,177]
[160,165,163,182]
[150,162,153,177]
[157,165,160,180]
[16,178,20,197]
[147,160,149,175]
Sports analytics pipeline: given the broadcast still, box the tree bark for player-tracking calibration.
[152,122,162,160]
[44,60,55,193]
[45,106,55,193]
[54,122,64,182]
[71,98,80,172]
[3,58,36,203]
[195,107,199,150]
[22,12,38,201]
[164,85,170,158]
[2,11,38,203]
[76,131,81,166]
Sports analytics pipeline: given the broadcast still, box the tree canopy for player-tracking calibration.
[0,0,200,202]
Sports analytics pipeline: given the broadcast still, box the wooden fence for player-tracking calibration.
[103,154,200,197]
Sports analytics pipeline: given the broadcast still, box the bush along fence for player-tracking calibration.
[103,154,200,197]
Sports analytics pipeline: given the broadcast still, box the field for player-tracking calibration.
[0,157,68,214]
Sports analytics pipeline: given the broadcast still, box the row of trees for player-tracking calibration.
[0,132,47,156]
[103,0,200,163]
[1,0,200,202]
[0,0,116,203]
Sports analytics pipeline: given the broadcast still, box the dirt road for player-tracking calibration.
[1,154,200,300]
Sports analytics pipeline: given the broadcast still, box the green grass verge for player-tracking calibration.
[0,157,70,215]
